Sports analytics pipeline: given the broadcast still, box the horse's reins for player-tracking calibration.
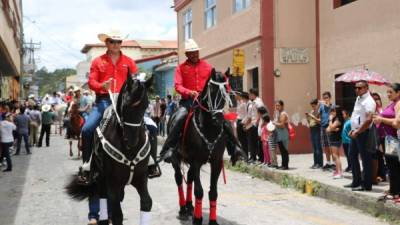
[96,77,150,185]
[182,77,232,184]
[108,78,143,128]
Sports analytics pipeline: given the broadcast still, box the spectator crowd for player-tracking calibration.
[0,86,93,172]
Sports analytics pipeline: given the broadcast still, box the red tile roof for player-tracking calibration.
[135,51,178,64]
[81,40,177,53]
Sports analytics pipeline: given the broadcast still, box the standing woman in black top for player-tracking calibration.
[327,106,344,179]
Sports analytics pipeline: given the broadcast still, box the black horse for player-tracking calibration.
[170,68,232,225]
[66,72,153,225]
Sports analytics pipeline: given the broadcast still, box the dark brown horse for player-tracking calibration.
[169,68,232,225]
[67,101,84,157]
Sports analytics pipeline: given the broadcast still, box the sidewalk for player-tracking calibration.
[226,154,400,223]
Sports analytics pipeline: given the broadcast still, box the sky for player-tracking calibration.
[22,0,177,71]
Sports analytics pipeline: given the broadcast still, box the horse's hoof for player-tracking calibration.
[178,207,189,221]
[185,202,194,216]
[209,220,219,225]
[192,217,202,225]
[97,220,108,225]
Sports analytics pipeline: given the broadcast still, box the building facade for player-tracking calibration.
[0,0,23,100]
[75,40,177,89]
[175,0,315,153]
[175,0,400,154]
[136,52,178,98]
[319,0,400,111]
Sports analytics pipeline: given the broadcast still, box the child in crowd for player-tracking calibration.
[257,106,269,164]
[326,106,344,179]
[341,110,352,172]
[267,119,278,168]
[260,114,271,165]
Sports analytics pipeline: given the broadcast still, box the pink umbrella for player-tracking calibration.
[335,69,391,86]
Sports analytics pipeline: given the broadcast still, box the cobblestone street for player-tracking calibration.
[0,132,389,225]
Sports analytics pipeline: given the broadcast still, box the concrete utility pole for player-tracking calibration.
[22,39,41,98]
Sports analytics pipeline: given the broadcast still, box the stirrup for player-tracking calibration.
[158,149,177,164]
[148,164,162,179]
[81,162,91,172]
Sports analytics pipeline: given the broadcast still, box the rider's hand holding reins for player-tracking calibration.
[189,90,199,98]
[101,78,113,91]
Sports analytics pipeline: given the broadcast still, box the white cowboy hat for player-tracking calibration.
[185,39,201,52]
[83,89,90,94]
[266,121,276,132]
[42,104,51,112]
[72,86,80,92]
[28,94,35,98]
[98,29,124,43]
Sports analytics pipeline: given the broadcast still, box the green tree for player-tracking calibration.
[36,67,76,97]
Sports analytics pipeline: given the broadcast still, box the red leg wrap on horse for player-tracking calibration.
[186,183,193,203]
[210,200,217,221]
[178,185,186,207]
[194,198,203,218]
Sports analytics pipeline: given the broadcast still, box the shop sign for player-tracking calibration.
[280,48,309,64]
[232,49,245,76]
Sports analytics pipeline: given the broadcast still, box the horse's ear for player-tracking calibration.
[145,74,153,89]
[211,68,216,78]
[126,68,133,90]
[225,67,231,77]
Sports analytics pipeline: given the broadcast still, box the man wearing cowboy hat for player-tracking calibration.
[28,94,36,107]
[37,104,55,148]
[79,30,140,225]
[81,29,138,169]
[159,39,244,163]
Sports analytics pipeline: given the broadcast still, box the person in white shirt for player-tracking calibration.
[345,80,376,192]
[236,92,249,158]
[0,113,16,172]
[243,88,265,163]
[41,94,51,105]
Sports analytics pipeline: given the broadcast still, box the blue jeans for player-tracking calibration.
[16,133,30,154]
[1,142,13,170]
[88,197,112,220]
[350,130,372,189]
[81,99,111,162]
[310,126,323,166]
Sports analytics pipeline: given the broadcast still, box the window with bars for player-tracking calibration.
[183,9,192,40]
[204,0,217,29]
[233,0,251,13]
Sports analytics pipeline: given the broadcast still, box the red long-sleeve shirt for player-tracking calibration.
[88,52,138,94]
[174,59,212,99]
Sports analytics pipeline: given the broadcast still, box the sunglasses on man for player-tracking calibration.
[107,39,122,44]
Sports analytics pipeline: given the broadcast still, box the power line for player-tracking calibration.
[23,16,83,60]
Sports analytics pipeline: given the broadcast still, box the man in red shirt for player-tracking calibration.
[79,30,137,224]
[159,39,243,163]
[81,30,138,167]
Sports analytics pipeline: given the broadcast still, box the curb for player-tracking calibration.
[225,161,400,224]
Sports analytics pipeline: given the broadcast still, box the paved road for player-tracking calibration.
[0,133,389,225]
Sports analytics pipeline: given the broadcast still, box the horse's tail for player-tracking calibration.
[65,175,96,201]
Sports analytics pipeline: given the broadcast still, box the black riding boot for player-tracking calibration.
[159,107,188,163]
[223,121,246,165]
[148,130,162,178]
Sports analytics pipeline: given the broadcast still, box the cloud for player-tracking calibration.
[23,0,177,71]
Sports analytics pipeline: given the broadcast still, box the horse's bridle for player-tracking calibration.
[108,77,145,128]
[191,75,232,152]
[198,77,232,115]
